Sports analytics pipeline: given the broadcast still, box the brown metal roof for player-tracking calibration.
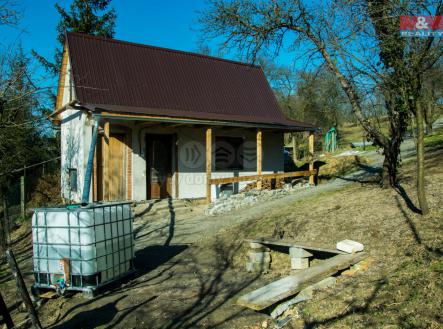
[66,32,315,130]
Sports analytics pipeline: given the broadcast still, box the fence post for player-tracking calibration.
[20,174,25,219]
[6,249,42,329]
[1,195,8,248]
[0,291,14,328]
[309,131,315,185]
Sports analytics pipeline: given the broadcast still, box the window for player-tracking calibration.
[68,168,78,192]
[215,136,244,170]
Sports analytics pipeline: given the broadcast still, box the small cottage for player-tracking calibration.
[53,32,316,203]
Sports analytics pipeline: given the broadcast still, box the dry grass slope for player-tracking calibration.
[237,131,443,328]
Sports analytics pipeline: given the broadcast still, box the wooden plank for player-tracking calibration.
[96,135,103,201]
[206,127,212,203]
[256,129,262,189]
[103,120,110,201]
[209,170,316,185]
[237,252,366,310]
[309,131,315,185]
[99,111,315,131]
[292,133,298,162]
[174,133,179,199]
[60,258,70,285]
[126,130,133,200]
[109,133,126,200]
[39,290,57,299]
[55,44,69,112]
[244,238,345,255]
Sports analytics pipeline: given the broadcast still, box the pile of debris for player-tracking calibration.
[240,178,285,192]
[206,181,312,216]
[238,238,369,328]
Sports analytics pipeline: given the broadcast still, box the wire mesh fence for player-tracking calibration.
[1,157,61,249]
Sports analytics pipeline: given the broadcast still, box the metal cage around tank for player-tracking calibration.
[32,202,134,294]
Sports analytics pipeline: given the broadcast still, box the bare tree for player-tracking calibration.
[0,0,20,26]
[199,0,442,214]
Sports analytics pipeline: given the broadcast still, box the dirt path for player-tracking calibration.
[133,139,419,248]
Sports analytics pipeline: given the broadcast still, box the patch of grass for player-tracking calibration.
[352,144,378,152]
[317,155,370,178]
[424,130,443,150]
[338,120,389,149]
[240,160,443,328]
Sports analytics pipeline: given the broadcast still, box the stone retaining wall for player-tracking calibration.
[205,182,312,216]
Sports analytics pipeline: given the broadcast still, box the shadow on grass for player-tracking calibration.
[395,184,421,214]
[302,278,386,328]
[395,196,443,257]
[331,161,382,185]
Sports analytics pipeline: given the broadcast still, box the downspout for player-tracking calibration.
[81,120,99,206]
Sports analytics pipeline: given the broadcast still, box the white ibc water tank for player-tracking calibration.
[32,202,134,291]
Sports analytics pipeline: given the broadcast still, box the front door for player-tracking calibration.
[146,134,173,199]
[108,133,127,200]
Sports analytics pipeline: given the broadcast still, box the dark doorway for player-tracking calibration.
[146,134,173,199]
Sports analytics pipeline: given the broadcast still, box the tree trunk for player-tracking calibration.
[425,102,433,135]
[381,151,397,188]
[416,102,429,215]
[1,193,8,251]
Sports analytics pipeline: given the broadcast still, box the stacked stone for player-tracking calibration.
[246,242,271,272]
[205,183,312,216]
[289,247,312,270]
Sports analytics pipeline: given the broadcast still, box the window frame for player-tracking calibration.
[68,168,78,192]
[215,136,244,171]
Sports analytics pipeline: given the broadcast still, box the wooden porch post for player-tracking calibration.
[103,120,110,200]
[292,133,298,162]
[206,127,212,203]
[256,129,262,190]
[309,131,315,185]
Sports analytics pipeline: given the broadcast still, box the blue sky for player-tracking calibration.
[0,0,294,68]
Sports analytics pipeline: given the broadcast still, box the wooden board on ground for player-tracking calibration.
[39,291,57,299]
[237,252,366,310]
[245,237,346,255]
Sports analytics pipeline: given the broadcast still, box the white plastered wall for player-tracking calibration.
[59,53,95,203]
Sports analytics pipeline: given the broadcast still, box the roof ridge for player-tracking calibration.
[66,32,261,69]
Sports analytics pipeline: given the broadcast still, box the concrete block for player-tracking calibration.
[291,257,309,270]
[249,242,270,252]
[249,251,271,263]
[250,242,266,249]
[289,247,313,258]
[246,261,270,272]
[336,240,364,253]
